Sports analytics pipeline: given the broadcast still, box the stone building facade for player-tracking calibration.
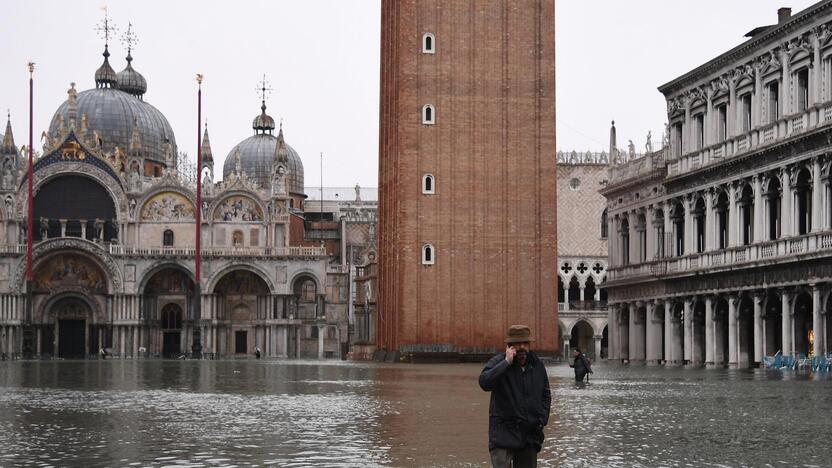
[303,186,378,359]
[556,151,609,360]
[0,41,351,360]
[377,0,558,358]
[604,3,832,367]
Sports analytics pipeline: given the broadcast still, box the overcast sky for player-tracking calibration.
[0,1,822,187]
[556,0,818,153]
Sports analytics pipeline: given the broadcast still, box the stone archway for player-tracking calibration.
[793,291,813,356]
[569,320,595,359]
[213,269,271,357]
[763,292,783,356]
[737,296,755,367]
[45,295,94,359]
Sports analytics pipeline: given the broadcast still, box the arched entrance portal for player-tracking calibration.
[214,270,270,357]
[142,267,194,357]
[52,297,92,358]
[569,321,595,359]
[161,303,183,357]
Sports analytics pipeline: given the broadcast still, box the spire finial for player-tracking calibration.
[255,74,273,107]
[120,21,139,62]
[95,6,118,47]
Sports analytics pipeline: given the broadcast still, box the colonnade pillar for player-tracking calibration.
[753,293,763,365]
[607,306,618,361]
[782,290,793,356]
[705,296,714,366]
[812,285,825,357]
[728,295,738,368]
[683,299,692,363]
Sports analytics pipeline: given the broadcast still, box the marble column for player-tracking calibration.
[705,296,714,366]
[627,305,639,362]
[620,304,630,361]
[607,306,618,361]
[317,325,325,359]
[728,295,738,367]
[684,298,693,363]
[664,300,672,365]
[646,206,655,260]
[812,157,822,232]
[782,290,793,356]
[753,293,763,364]
[705,190,714,251]
[645,301,659,365]
[594,335,603,361]
[684,196,693,255]
[753,175,763,243]
[781,168,793,237]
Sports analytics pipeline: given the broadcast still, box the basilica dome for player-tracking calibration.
[47,47,176,165]
[223,102,304,195]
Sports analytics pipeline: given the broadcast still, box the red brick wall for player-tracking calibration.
[378,0,558,354]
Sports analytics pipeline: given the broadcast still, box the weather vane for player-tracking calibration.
[95,5,118,46]
[120,21,139,55]
[255,74,273,103]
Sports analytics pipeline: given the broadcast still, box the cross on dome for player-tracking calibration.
[95,6,118,46]
[121,21,139,56]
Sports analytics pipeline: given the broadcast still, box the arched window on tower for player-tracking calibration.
[163,229,174,247]
[422,244,435,265]
[422,105,435,125]
[422,33,436,54]
[423,174,435,194]
[601,208,608,239]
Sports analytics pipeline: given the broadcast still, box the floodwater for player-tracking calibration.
[0,360,830,467]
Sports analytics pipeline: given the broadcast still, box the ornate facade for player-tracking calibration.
[556,151,609,360]
[604,4,832,367]
[0,40,352,360]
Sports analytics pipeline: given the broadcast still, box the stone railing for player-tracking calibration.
[109,245,326,258]
[327,264,349,274]
[667,104,832,178]
[608,231,832,282]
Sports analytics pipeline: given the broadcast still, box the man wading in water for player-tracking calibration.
[479,325,551,468]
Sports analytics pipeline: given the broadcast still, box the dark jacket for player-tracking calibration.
[571,353,593,378]
[479,351,551,452]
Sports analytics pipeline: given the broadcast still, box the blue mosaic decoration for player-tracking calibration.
[21,132,124,190]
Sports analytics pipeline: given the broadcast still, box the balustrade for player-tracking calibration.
[609,231,832,282]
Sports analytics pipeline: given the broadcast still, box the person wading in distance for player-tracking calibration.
[479,325,552,468]
[569,348,594,383]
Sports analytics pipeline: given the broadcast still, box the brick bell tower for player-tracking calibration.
[377,0,558,358]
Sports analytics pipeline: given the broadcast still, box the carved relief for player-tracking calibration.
[141,192,195,221]
[213,195,263,222]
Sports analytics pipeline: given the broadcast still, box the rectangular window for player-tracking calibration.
[250,228,259,246]
[695,114,705,150]
[741,93,752,132]
[673,123,684,157]
[768,81,780,123]
[797,68,810,112]
[717,105,727,142]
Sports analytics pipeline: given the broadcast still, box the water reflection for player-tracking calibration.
[0,361,830,466]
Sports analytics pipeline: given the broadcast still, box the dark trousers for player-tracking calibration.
[489,446,537,468]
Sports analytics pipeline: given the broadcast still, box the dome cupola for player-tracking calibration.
[116,52,147,99]
[94,45,118,89]
[115,23,147,99]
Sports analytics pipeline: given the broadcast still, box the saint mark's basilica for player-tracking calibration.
[0,28,366,360]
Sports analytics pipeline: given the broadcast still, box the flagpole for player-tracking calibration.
[193,74,203,358]
[24,62,35,358]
